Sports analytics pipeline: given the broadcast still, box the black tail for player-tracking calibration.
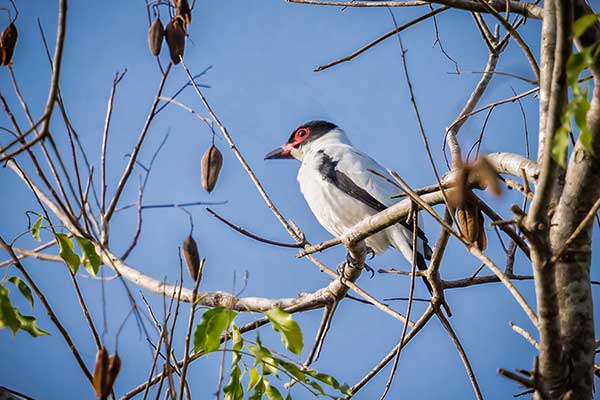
[416,252,433,295]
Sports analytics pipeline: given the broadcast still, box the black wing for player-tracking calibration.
[317,151,430,252]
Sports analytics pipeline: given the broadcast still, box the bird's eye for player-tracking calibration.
[297,128,308,138]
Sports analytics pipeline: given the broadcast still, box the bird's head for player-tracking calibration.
[264,120,341,161]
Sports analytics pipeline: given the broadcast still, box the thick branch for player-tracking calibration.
[286,0,543,18]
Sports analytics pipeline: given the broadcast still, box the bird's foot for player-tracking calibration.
[366,246,375,260]
[336,252,375,278]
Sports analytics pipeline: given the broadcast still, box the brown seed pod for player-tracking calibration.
[476,208,487,251]
[1,23,18,66]
[92,348,121,400]
[148,18,164,56]
[174,0,192,25]
[201,144,223,193]
[104,353,121,399]
[165,16,186,64]
[456,202,487,251]
[183,235,200,281]
[92,347,109,399]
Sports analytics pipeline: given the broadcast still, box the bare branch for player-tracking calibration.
[286,0,543,19]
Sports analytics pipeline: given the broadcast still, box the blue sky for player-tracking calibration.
[1,1,598,399]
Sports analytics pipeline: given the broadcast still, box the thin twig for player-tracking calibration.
[549,197,600,265]
[178,260,205,400]
[379,204,419,400]
[390,171,538,327]
[0,235,94,385]
[314,6,449,72]
[206,208,302,248]
[104,64,173,224]
[437,311,483,399]
[101,70,127,225]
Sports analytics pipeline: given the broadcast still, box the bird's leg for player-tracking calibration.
[336,252,375,278]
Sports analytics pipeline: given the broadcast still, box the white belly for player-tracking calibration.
[298,165,391,254]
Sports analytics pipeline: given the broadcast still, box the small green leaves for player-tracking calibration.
[573,14,599,38]
[15,313,49,337]
[552,121,571,167]
[264,380,284,400]
[552,40,598,166]
[54,234,101,276]
[231,323,243,366]
[247,367,260,392]
[31,215,42,242]
[8,276,33,309]
[194,307,237,354]
[193,307,347,399]
[0,284,19,334]
[75,236,101,276]
[0,284,48,337]
[248,338,278,376]
[223,365,244,400]
[566,46,593,87]
[264,308,303,356]
[55,233,80,274]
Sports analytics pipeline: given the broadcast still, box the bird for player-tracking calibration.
[265,120,432,287]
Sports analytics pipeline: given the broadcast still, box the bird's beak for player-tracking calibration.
[264,144,294,160]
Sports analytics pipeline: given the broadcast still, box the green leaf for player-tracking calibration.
[552,123,571,168]
[264,379,283,400]
[304,368,352,395]
[8,276,34,309]
[55,233,80,274]
[248,339,279,376]
[307,380,325,395]
[193,307,237,354]
[15,312,49,337]
[31,215,43,242]
[573,91,595,154]
[75,236,101,276]
[264,308,303,355]
[248,378,265,400]
[0,285,20,335]
[247,367,260,392]
[278,360,306,383]
[567,46,594,87]
[231,323,243,366]
[573,14,600,37]
[223,365,244,400]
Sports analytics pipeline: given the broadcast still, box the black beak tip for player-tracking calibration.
[264,147,286,160]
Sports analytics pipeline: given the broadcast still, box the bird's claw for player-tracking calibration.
[336,253,375,278]
[366,247,375,260]
[364,263,375,278]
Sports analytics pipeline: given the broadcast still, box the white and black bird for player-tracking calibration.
[265,120,432,286]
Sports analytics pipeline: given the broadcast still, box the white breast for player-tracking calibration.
[297,148,391,254]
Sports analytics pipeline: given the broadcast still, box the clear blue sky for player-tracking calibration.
[1,1,598,399]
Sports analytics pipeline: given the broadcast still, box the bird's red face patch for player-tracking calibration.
[290,127,311,147]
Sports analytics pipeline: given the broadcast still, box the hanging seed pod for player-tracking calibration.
[183,235,200,281]
[1,23,18,66]
[92,348,121,400]
[201,144,223,193]
[475,208,487,251]
[456,202,487,251]
[165,16,186,64]
[103,353,121,400]
[92,347,109,399]
[174,0,192,25]
[148,18,164,56]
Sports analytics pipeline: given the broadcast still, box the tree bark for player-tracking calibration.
[550,85,600,400]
